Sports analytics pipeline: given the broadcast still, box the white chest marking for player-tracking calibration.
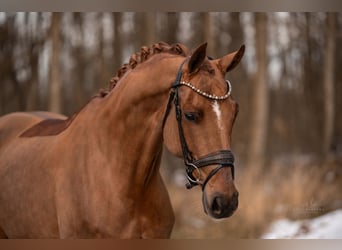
[212,101,223,131]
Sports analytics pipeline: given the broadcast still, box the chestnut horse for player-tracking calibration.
[0,42,244,238]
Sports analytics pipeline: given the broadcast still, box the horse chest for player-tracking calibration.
[55,175,174,238]
[114,187,175,238]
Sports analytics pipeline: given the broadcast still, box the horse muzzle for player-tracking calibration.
[203,188,239,219]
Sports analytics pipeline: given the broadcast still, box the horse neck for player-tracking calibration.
[72,55,184,191]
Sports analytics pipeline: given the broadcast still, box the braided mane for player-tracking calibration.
[97,42,189,97]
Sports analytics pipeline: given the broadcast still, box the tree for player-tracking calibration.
[112,13,122,72]
[48,12,62,113]
[248,13,269,170]
[165,12,179,44]
[203,13,215,56]
[143,13,156,46]
[323,13,337,161]
[97,13,110,87]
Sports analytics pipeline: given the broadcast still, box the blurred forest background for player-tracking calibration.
[0,12,341,238]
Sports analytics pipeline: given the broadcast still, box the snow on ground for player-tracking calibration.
[262,209,342,239]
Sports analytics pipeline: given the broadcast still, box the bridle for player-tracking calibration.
[163,59,235,191]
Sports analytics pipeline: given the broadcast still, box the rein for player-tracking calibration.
[163,59,235,191]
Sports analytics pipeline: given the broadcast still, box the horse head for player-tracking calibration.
[163,43,245,219]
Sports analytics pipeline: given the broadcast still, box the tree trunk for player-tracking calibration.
[26,47,40,111]
[166,12,179,44]
[248,13,268,170]
[48,12,62,113]
[143,13,156,46]
[112,12,122,73]
[97,13,109,88]
[203,13,215,57]
[323,13,337,161]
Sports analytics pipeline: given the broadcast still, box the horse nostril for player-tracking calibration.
[211,196,223,215]
[232,192,239,210]
[233,191,239,198]
[209,193,238,219]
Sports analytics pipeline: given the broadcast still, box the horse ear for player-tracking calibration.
[188,43,207,74]
[216,45,245,73]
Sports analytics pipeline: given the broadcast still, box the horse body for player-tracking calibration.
[0,55,179,238]
[0,42,244,238]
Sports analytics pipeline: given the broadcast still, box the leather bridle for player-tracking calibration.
[162,59,235,191]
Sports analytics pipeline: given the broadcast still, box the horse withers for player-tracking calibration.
[0,42,244,238]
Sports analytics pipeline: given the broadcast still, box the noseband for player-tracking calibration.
[163,59,235,191]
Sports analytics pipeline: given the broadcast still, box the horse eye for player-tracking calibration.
[184,112,199,122]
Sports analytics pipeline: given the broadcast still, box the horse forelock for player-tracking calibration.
[96,42,190,98]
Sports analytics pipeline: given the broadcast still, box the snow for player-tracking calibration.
[262,209,342,239]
